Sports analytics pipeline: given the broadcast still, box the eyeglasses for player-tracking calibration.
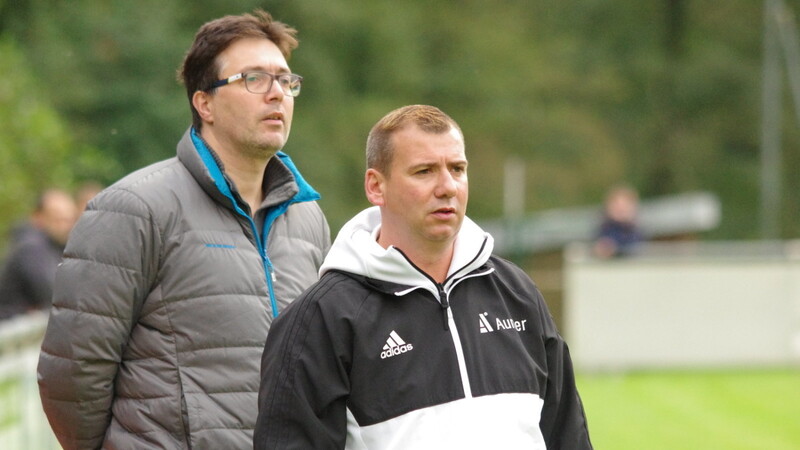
[208,71,303,97]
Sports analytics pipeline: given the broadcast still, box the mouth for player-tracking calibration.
[432,207,457,217]
[263,112,284,123]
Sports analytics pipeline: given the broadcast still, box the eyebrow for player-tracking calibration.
[239,65,291,74]
[408,159,468,171]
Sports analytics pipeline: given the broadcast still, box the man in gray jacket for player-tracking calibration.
[38,9,330,449]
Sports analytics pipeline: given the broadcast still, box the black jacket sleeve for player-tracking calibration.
[255,276,352,450]
[535,288,593,449]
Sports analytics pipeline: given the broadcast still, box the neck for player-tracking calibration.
[380,235,455,284]
[414,249,454,284]
[200,129,274,214]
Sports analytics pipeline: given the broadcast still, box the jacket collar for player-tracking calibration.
[176,127,320,216]
[320,206,494,295]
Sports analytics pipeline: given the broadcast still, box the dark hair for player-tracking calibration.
[177,9,299,130]
[366,105,463,175]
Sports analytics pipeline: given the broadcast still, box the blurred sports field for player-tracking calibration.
[577,369,800,449]
[2,311,798,449]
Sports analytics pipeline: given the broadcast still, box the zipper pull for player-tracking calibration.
[438,284,450,331]
[267,261,276,282]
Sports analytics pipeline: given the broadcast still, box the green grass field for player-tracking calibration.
[2,362,798,449]
[576,369,800,449]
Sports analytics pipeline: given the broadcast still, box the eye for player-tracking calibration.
[279,74,303,96]
[245,72,265,83]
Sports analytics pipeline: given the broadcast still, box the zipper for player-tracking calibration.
[447,304,473,398]
[191,129,281,318]
[436,281,472,398]
[263,252,278,317]
[243,214,280,318]
[390,244,490,398]
[437,283,450,331]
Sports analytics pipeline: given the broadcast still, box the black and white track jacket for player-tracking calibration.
[256,207,592,449]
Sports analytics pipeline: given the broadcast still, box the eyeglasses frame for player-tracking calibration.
[207,71,303,97]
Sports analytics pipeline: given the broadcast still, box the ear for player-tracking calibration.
[192,90,214,125]
[364,168,386,206]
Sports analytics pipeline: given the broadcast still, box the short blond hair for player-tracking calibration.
[366,105,462,174]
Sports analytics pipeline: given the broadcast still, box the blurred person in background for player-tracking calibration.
[592,184,643,258]
[0,189,77,320]
[255,105,591,449]
[37,9,330,449]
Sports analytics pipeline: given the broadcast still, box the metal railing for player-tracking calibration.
[482,191,721,256]
[0,312,59,450]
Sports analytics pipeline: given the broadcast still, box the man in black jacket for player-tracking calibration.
[255,105,592,449]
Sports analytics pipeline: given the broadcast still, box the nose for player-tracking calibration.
[435,171,459,198]
[264,78,285,102]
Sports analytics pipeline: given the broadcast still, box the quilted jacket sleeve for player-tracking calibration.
[37,188,160,450]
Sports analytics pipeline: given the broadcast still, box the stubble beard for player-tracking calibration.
[240,132,286,162]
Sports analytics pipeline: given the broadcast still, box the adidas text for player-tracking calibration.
[381,343,414,359]
[381,330,413,359]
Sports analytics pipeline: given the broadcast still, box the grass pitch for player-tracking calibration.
[576,369,800,449]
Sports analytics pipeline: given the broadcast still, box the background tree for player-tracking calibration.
[0,0,796,240]
[0,35,118,251]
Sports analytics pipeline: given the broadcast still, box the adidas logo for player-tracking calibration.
[380,330,414,359]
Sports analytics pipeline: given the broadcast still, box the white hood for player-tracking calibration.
[320,206,494,291]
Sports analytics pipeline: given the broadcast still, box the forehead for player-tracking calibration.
[217,37,289,73]
[391,125,465,162]
[43,195,76,216]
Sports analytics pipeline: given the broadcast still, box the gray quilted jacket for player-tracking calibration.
[37,128,330,449]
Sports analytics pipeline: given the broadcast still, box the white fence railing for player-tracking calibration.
[0,312,59,450]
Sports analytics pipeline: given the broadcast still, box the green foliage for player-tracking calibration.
[0,36,118,246]
[9,0,192,172]
[0,0,797,237]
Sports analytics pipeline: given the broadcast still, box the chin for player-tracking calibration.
[251,139,284,157]
[426,230,458,243]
